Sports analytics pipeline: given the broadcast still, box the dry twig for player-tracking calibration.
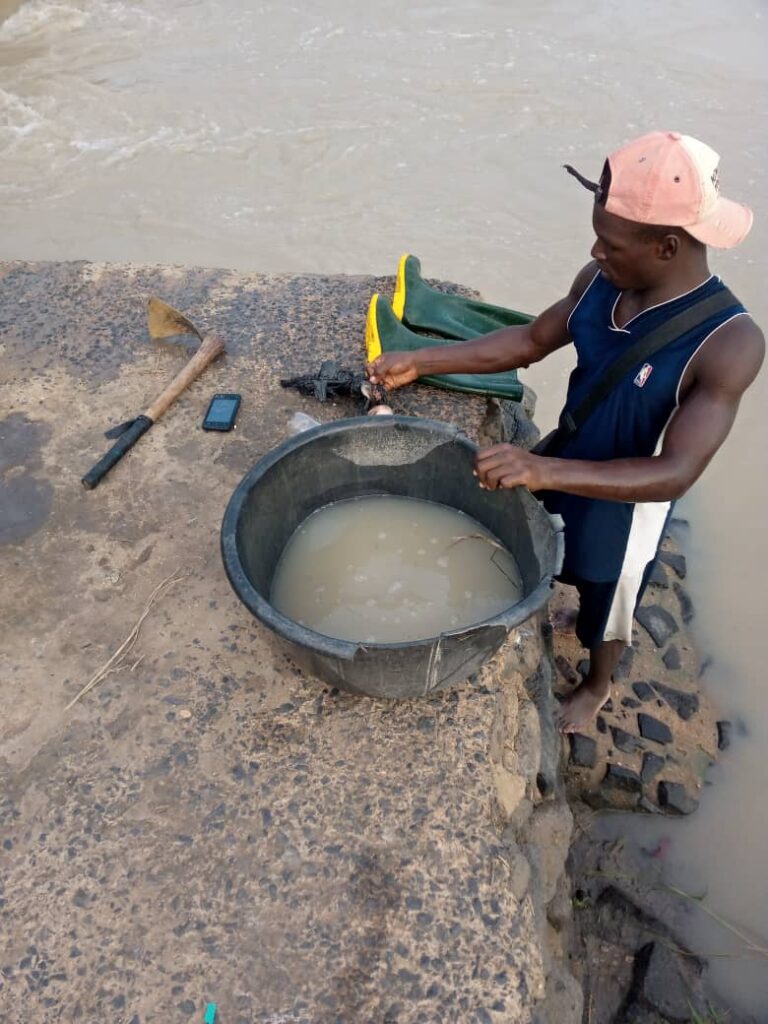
[448,533,508,555]
[584,868,768,962]
[663,883,768,960]
[66,571,187,710]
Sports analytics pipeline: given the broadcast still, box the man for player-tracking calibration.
[367,131,764,732]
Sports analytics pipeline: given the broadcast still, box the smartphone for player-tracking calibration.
[202,393,241,432]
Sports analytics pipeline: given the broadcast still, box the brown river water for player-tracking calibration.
[1,0,766,1015]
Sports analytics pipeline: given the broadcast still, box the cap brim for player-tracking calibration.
[685,197,753,249]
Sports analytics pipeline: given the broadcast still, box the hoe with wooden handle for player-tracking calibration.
[81,298,225,490]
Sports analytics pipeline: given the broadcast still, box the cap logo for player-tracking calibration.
[711,167,720,193]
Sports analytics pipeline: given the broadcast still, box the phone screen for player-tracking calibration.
[204,394,241,430]
[209,397,239,420]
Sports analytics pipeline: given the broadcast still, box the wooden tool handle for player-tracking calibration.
[144,334,225,422]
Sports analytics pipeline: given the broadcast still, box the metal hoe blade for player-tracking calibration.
[147,297,203,341]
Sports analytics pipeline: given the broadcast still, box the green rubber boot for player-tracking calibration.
[365,292,524,402]
[393,253,533,338]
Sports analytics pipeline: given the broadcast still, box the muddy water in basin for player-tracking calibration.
[270,495,523,643]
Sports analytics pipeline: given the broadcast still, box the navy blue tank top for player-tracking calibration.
[543,270,747,581]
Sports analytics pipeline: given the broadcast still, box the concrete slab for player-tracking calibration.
[0,261,577,1023]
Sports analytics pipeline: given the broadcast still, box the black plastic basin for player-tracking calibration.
[221,416,563,698]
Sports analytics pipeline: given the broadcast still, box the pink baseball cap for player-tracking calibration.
[565,131,753,248]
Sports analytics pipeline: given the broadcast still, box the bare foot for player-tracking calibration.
[557,678,611,733]
[550,607,578,635]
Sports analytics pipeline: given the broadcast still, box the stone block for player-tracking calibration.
[603,764,642,794]
[635,605,678,648]
[648,560,668,588]
[542,961,583,1024]
[716,720,732,751]
[657,781,699,815]
[634,941,706,1018]
[659,551,687,579]
[568,733,597,768]
[661,644,681,671]
[524,801,573,906]
[650,681,698,721]
[640,753,665,783]
[637,714,672,745]
[492,764,527,821]
[610,727,643,754]
[631,682,654,702]
[673,582,694,625]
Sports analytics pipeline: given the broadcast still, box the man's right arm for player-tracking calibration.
[367,262,597,390]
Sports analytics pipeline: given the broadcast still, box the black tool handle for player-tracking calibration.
[81,415,153,490]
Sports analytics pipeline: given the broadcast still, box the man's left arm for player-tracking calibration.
[475,317,765,502]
